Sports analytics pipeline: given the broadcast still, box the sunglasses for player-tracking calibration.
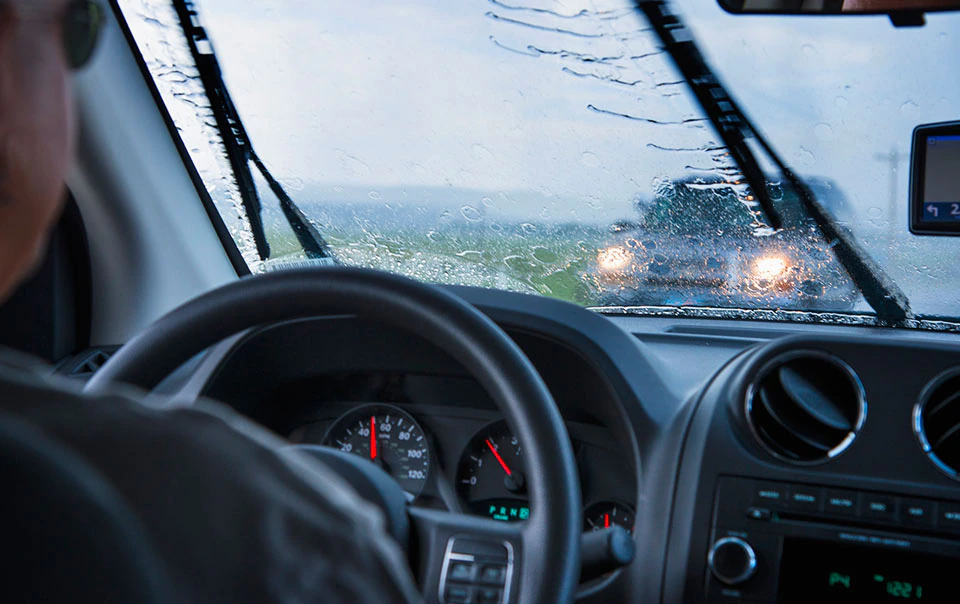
[5,0,105,70]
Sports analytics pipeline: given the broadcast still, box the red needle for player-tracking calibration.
[604,513,610,529]
[370,416,377,460]
[485,438,512,476]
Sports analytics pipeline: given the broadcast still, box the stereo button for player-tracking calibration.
[754,482,788,507]
[901,499,935,528]
[824,489,859,516]
[862,494,897,522]
[939,502,960,532]
[789,485,822,511]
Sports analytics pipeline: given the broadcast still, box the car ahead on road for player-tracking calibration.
[589,177,859,310]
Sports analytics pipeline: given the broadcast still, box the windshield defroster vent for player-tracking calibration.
[915,370,960,480]
[745,352,866,464]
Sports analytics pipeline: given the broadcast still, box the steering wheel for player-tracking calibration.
[86,267,581,604]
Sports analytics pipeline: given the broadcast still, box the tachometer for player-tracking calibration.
[323,404,431,496]
[456,420,529,522]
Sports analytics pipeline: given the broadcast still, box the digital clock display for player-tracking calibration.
[778,539,952,602]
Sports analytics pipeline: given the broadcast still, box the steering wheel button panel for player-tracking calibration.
[475,587,503,604]
[440,536,513,604]
[444,584,471,604]
[479,564,507,585]
[447,561,477,583]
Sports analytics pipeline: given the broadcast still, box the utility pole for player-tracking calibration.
[874,147,907,229]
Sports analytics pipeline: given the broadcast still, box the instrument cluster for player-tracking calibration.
[313,403,635,535]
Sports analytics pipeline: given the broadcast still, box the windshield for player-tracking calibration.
[118,0,960,325]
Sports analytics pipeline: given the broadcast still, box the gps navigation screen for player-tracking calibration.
[922,134,960,223]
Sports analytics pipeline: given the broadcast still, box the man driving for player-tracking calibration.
[0,1,420,601]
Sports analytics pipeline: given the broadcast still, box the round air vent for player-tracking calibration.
[915,369,960,480]
[745,352,866,464]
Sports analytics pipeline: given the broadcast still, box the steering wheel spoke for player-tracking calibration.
[408,507,524,604]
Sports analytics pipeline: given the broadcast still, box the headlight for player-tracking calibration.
[752,255,789,281]
[598,246,632,272]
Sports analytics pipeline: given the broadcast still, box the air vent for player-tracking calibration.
[915,370,960,480]
[55,347,119,380]
[745,352,865,464]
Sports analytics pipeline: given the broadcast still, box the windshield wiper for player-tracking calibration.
[635,0,912,324]
[171,0,335,263]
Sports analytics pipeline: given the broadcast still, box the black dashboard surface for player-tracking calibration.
[177,285,960,603]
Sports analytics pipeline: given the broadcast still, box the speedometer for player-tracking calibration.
[323,404,431,496]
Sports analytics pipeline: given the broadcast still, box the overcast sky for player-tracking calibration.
[188,0,960,226]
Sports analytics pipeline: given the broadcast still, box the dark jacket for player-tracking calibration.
[0,349,421,603]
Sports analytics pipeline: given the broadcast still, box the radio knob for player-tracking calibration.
[708,537,757,585]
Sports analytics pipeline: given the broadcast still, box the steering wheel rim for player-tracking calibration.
[86,267,581,604]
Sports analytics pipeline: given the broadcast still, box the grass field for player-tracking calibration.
[260,210,960,318]
[264,220,609,306]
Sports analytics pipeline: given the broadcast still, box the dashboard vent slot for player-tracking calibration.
[55,347,119,380]
[746,353,865,464]
[915,370,960,479]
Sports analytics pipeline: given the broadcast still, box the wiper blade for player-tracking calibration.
[635,0,912,324]
[247,151,334,260]
[171,0,334,263]
[750,125,914,323]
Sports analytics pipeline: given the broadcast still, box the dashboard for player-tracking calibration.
[197,311,639,543]
[166,285,960,603]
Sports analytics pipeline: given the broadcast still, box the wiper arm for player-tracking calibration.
[171,0,334,263]
[636,0,782,231]
[635,0,912,323]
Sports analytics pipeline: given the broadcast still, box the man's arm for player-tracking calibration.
[0,351,422,603]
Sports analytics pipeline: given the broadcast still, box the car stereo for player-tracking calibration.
[909,121,960,235]
[705,476,960,603]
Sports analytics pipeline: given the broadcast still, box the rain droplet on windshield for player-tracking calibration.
[899,100,919,117]
[814,123,834,140]
[581,151,601,168]
[461,205,484,221]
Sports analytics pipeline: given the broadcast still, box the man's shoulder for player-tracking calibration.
[0,347,86,405]
[0,347,56,377]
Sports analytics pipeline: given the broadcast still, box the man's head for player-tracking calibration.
[0,0,103,303]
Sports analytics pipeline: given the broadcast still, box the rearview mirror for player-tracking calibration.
[719,0,960,16]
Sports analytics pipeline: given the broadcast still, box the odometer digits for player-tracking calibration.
[323,404,431,496]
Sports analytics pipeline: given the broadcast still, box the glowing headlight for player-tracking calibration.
[753,255,789,281]
[598,246,632,272]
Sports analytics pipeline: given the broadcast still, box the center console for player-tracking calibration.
[706,476,960,603]
[665,335,960,604]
